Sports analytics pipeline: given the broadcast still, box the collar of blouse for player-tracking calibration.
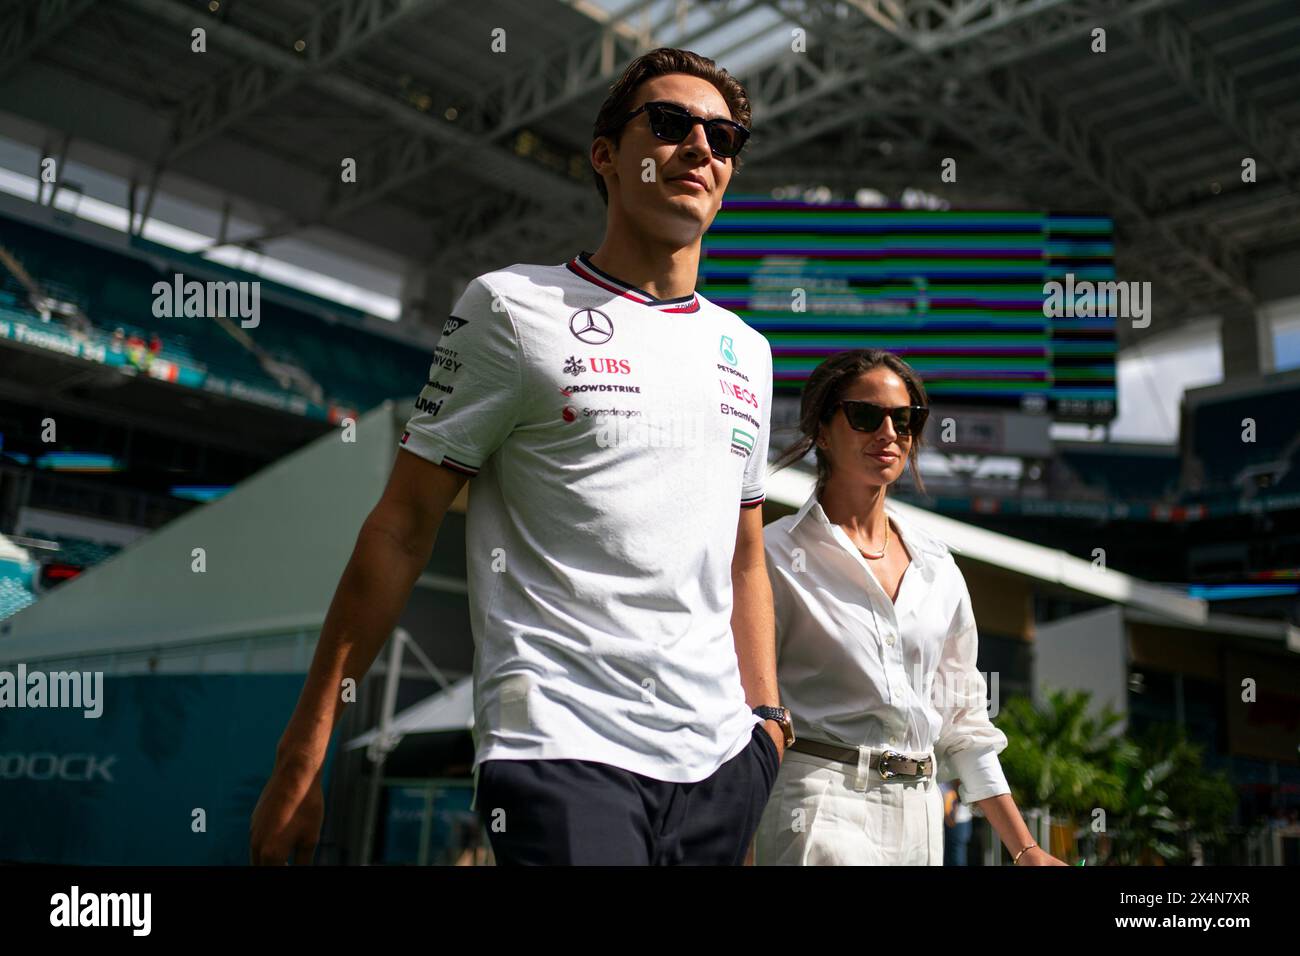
[787,490,953,583]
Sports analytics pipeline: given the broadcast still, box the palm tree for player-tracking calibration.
[997,689,1133,812]
[997,689,1238,864]
[1105,725,1236,865]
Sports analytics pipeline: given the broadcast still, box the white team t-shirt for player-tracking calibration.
[400,250,773,783]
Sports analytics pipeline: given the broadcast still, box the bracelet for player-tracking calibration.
[1013,842,1038,864]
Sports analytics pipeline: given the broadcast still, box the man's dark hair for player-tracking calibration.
[591,46,751,206]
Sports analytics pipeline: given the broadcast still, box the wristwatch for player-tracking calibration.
[753,705,795,748]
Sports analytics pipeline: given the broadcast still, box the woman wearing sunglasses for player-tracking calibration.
[753,349,1066,866]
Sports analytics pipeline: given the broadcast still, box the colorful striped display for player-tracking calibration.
[700,202,1117,421]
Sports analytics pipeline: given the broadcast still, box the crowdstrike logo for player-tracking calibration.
[50,886,151,936]
[0,664,103,718]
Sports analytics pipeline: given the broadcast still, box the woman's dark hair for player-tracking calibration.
[591,47,751,206]
[772,349,930,497]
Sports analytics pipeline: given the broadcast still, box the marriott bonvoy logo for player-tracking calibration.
[0,664,104,718]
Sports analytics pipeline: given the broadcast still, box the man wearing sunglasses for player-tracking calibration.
[249,48,785,868]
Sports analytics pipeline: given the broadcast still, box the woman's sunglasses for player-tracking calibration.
[834,400,929,436]
[612,101,750,159]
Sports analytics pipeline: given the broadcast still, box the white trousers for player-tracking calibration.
[754,744,944,865]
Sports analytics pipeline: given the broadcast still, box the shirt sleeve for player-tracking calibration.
[740,335,773,507]
[934,565,1012,804]
[399,276,523,476]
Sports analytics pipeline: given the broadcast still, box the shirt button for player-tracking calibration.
[885,634,896,647]
[888,737,898,747]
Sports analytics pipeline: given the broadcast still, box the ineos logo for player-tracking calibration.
[569,309,614,345]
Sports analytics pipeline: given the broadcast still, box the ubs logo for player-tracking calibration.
[570,309,614,345]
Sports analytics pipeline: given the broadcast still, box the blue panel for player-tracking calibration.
[0,673,335,865]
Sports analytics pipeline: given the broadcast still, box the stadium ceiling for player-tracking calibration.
[0,0,1297,347]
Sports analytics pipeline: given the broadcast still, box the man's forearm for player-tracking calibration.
[731,563,778,709]
[275,522,430,773]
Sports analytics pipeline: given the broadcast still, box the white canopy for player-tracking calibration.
[346,675,474,750]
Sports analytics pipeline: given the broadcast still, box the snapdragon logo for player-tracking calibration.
[0,664,103,718]
[50,886,151,936]
[1042,272,1151,328]
[152,273,261,329]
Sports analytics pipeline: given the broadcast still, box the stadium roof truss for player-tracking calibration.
[0,0,1296,341]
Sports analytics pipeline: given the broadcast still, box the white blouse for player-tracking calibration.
[764,490,1011,804]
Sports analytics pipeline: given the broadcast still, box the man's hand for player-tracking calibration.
[763,719,785,762]
[247,453,466,866]
[249,761,325,865]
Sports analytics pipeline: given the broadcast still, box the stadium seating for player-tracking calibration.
[0,214,431,413]
[0,577,36,622]
[1057,448,1181,503]
[1185,383,1300,501]
[23,530,123,569]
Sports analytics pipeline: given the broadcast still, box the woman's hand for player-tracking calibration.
[1016,846,1068,866]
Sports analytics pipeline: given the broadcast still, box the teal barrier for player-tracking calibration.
[0,673,335,865]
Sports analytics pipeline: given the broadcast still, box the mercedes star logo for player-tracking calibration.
[569,308,614,345]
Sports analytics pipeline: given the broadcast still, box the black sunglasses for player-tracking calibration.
[612,101,750,158]
[833,400,929,436]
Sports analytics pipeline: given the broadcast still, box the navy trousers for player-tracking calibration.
[475,723,780,865]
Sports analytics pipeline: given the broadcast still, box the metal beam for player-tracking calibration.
[0,0,94,83]
[429,191,597,275]
[975,61,1253,305]
[840,0,1181,61]
[845,0,1075,53]
[748,0,1185,165]
[319,0,761,224]
[765,0,1253,314]
[1135,9,1300,200]
[120,0,591,215]
[166,0,447,161]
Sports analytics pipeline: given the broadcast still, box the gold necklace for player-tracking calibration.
[854,519,890,560]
